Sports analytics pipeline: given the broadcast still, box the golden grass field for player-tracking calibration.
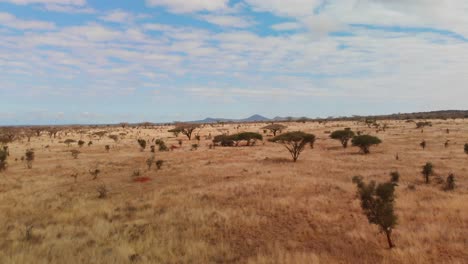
[0,120,467,264]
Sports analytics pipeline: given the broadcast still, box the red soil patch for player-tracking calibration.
[133,177,152,183]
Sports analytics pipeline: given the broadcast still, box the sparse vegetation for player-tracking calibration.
[269,131,315,162]
[420,140,426,150]
[71,149,80,159]
[351,135,382,154]
[464,143,468,154]
[78,140,85,147]
[64,139,76,147]
[156,160,164,170]
[352,173,398,248]
[444,173,455,191]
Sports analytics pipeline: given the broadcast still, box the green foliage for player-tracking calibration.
[213,132,263,147]
[25,149,34,169]
[352,174,398,248]
[351,135,382,154]
[269,131,316,162]
[262,124,287,136]
[137,139,146,151]
[422,162,434,184]
[330,128,355,148]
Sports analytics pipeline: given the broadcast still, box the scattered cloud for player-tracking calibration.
[145,0,229,13]
[0,12,55,30]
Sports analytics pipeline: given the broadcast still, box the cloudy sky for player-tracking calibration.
[1,0,467,125]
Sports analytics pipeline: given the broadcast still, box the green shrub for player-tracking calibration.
[352,174,398,248]
[351,135,382,154]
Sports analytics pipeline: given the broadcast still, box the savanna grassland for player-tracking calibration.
[0,119,467,264]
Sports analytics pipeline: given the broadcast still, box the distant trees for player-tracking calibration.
[421,162,434,184]
[352,173,399,249]
[213,132,263,147]
[351,135,382,154]
[168,123,200,140]
[262,124,287,136]
[416,121,432,129]
[330,128,355,148]
[269,131,316,162]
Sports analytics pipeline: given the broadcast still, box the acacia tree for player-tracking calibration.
[330,128,355,148]
[352,174,398,249]
[262,124,287,136]
[169,123,200,140]
[351,135,382,154]
[269,131,316,162]
[137,139,146,151]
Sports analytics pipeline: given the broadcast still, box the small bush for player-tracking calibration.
[97,185,108,199]
[25,149,35,169]
[88,141,93,146]
[78,140,85,147]
[137,139,146,151]
[464,143,468,154]
[191,144,199,150]
[156,160,164,170]
[420,140,426,150]
[146,155,155,170]
[444,174,455,191]
[71,149,80,159]
[64,139,76,147]
[105,145,110,152]
[90,169,101,180]
[422,162,433,184]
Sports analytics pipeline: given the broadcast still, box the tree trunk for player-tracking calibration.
[385,230,394,249]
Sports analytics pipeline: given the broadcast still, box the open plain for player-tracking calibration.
[0,119,467,264]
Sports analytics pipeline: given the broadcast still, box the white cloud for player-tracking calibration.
[0,0,86,5]
[0,12,55,30]
[271,22,302,31]
[146,0,229,13]
[198,14,254,28]
[99,10,149,24]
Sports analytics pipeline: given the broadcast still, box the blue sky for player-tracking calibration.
[1,0,468,125]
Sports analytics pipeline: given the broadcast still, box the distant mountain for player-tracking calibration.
[191,114,271,124]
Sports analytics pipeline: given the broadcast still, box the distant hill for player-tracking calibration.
[191,114,271,124]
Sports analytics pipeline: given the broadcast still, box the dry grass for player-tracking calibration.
[0,120,467,263]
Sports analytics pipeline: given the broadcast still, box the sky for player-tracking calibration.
[1,0,468,125]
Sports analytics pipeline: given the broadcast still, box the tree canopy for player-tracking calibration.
[269,131,316,162]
